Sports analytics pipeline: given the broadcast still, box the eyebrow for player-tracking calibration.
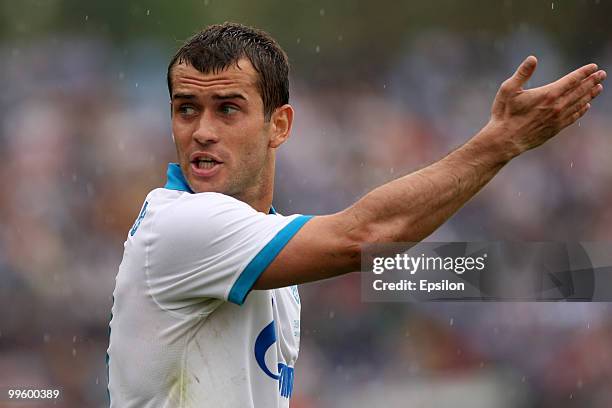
[172,92,248,103]
[172,93,196,100]
[212,92,247,101]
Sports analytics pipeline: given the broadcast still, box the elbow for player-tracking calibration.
[333,209,377,267]
[339,206,427,247]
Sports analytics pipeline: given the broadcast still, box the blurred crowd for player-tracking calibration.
[1,28,612,407]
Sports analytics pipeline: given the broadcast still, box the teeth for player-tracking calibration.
[197,160,215,169]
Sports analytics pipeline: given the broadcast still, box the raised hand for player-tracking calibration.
[488,56,606,156]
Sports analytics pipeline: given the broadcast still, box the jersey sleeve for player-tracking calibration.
[147,192,312,308]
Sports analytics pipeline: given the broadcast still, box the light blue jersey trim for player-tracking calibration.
[162,163,277,213]
[164,163,194,193]
[228,215,313,305]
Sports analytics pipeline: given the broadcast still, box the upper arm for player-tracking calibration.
[253,210,364,290]
[148,193,363,307]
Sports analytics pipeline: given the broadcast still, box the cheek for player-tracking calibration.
[234,124,268,159]
[171,122,191,149]
[246,132,269,161]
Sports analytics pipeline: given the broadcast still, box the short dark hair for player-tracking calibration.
[167,22,289,120]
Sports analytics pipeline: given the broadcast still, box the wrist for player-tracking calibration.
[474,121,523,163]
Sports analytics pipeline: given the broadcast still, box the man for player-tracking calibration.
[107,22,605,407]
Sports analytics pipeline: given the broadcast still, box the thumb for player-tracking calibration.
[508,55,538,90]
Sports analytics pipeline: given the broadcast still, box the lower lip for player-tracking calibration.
[190,162,222,178]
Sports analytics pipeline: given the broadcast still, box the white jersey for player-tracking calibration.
[107,163,312,408]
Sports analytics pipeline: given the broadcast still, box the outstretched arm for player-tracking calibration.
[255,56,606,289]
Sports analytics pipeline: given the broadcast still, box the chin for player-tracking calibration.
[189,180,228,195]
[191,184,219,194]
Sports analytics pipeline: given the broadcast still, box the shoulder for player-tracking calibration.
[154,190,257,220]
[150,190,273,241]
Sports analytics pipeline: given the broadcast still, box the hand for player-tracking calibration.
[487,56,606,156]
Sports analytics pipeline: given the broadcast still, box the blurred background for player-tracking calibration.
[1,0,612,406]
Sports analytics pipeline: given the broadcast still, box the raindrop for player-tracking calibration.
[320,8,325,16]
[85,15,89,21]
[449,317,454,326]
[44,333,50,343]
[146,9,150,16]
[578,121,581,127]
[518,191,521,197]
[570,161,574,168]
[72,348,77,357]
[296,38,301,44]
[72,173,78,182]
[315,45,320,53]
[329,310,335,319]
[569,393,573,399]
[96,377,99,385]
[587,322,590,329]
[72,335,77,343]
[551,2,554,9]
[383,84,386,89]
[135,82,139,88]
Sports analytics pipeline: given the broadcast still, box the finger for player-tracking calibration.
[561,70,606,106]
[560,102,591,129]
[567,83,604,113]
[505,56,538,90]
[549,63,599,98]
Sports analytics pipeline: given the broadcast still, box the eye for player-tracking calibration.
[219,104,240,115]
[178,105,197,116]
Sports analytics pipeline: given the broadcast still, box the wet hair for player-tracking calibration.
[167,22,289,120]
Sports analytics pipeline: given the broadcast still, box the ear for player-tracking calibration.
[268,104,294,148]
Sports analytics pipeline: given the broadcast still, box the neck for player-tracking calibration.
[236,155,275,214]
[240,185,273,214]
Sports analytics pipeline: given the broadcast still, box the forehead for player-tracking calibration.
[170,58,260,98]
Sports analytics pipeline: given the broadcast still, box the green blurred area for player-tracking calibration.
[1,0,609,72]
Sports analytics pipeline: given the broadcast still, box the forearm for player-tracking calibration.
[343,124,517,247]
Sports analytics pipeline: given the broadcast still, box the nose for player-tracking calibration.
[192,112,219,145]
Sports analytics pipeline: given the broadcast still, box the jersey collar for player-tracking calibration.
[164,163,194,193]
[163,163,277,214]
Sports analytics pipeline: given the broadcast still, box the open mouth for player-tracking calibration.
[193,158,220,169]
[190,154,224,177]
